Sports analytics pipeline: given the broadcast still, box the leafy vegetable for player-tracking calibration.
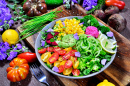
[80,15,110,34]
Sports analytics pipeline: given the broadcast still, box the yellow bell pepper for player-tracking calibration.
[97,79,115,86]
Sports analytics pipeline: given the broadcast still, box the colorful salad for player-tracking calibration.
[37,15,118,76]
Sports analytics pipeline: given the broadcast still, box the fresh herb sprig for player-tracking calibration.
[19,9,62,41]
[7,3,32,23]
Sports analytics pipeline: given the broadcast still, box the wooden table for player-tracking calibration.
[0,0,130,86]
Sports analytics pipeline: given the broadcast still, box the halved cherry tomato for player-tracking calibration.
[62,53,71,60]
[54,61,61,67]
[58,50,66,56]
[69,50,77,56]
[73,61,79,69]
[47,47,54,52]
[49,52,59,63]
[58,65,64,73]
[53,47,61,53]
[72,69,80,76]
[60,60,66,66]
[38,48,46,54]
[64,47,72,53]
[64,60,73,68]
[58,56,63,61]
[63,67,72,75]
[41,52,51,62]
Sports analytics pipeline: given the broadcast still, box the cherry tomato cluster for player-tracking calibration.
[38,47,80,76]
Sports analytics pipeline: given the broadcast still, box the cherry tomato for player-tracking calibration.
[53,47,61,53]
[54,61,61,67]
[63,67,72,75]
[47,47,54,52]
[64,47,72,53]
[58,50,66,55]
[73,61,79,69]
[49,52,59,63]
[38,48,46,54]
[60,60,66,66]
[58,65,64,73]
[64,60,73,68]
[41,52,51,62]
[72,69,80,76]
[62,53,71,60]
[58,56,63,61]
[69,50,77,56]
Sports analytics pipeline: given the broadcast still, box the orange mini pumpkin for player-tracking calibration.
[6,58,29,82]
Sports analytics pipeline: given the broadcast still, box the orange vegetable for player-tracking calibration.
[6,58,29,82]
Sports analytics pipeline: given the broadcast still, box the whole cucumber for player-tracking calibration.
[45,0,63,6]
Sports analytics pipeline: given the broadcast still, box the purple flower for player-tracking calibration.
[73,33,79,40]
[62,22,65,26]
[85,6,93,11]
[8,20,14,27]
[63,0,66,4]
[75,52,81,57]
[72,0,78,3]
[0,16,4,26]
[0,27,3,31]
[47,28,53,32]
[0,52,7,60]
[52,66,59,72]
[4,13,12,21]
[1,47,6,52]
[4,42,9,46]
[0,0,7,8]
[79,22,84,25]
[7,51,16,60]
[106,32,113,37]
[101,59,107,65]
[41,40,45,47]
[16,43,22,49]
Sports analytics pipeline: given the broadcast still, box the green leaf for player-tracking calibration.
[38,47,43,50]
[7,4,14,9]
[50,38,54,42]
[51,32,55,36]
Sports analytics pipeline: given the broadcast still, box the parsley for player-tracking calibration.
[105,41,108,47]
[51,32,55,36]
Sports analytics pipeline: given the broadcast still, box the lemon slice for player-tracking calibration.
[100,38,116,54]
[98,33,107,41]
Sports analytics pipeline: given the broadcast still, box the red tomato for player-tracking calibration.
[58,65,64,73]
[38,48,46,54]
[62,53,71,60]
[64,60,73,68]
[49,53,59,63]
[53,47,61,53]
[47,47,54,52]
[69,50,77,56]
[18,52,36,63]
[58,50,66,56]
[72,69,80,76]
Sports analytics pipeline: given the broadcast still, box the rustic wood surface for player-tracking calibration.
[0,0,130,86]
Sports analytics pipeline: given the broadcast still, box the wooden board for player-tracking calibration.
[18,4,130,86]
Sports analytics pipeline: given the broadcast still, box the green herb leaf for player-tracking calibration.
[7,4,14,9]
[105,41,108,47]
[51,32,55,36]
[38,47,43,50]
[50,38,54,42]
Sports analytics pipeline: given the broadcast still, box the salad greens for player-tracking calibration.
[80,15,110,34]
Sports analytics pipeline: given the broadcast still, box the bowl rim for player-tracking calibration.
[35,16,117,79]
